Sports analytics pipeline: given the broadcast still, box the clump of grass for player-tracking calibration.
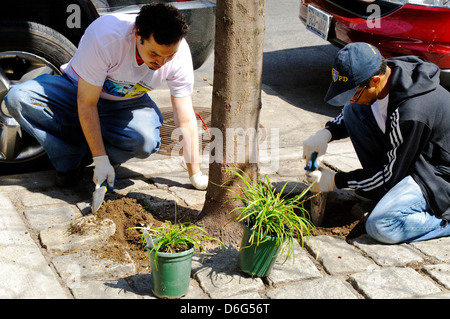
[226,168,315,263]
[129,205,222,269]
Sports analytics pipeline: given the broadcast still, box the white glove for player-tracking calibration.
[92,155,115,189]
[189,171,208,190]
[305,167,336,193]
[302,129,332,165]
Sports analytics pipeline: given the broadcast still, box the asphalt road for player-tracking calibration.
[194,0,341,121]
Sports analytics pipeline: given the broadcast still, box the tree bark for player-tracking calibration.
[196,0,265,245]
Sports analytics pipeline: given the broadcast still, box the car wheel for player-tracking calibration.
[0,21,76,173]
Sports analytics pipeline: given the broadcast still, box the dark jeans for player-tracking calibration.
[4,74,163,173]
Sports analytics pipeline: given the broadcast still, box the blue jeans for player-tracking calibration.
[366,176,450,243]
[344,103,450,243]
[4,74,163,173]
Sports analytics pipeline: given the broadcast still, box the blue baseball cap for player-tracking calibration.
[325,42,382,106]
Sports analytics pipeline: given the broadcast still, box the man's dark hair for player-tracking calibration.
[360,58,387,87]
[135,2,189,45]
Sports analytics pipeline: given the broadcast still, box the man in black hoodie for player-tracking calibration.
[303,42,450,244]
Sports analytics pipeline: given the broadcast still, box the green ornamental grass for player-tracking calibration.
[226,168,316,263]
[130,207,222,270]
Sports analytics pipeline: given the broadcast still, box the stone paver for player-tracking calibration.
[169,185,206,208]
[39,215,116,254]
[0,171,56,190]
[324,142,362,172]
[24,205,79,232]
[350,234,424,267]
[349,267,442,299]
[20,191,67,207]
[226,292,263,299]
[422,264,450,290]
[192,245,265,299]
[267,240,322,285]
[0,194,69,299]
[127,188,180,210]
[195,266,265,299]
[306,235,375,276]
[119,156,186,178]
[69,279,139,299]
[52,247,136,283]
[409,237,450,262]
[266,277,358,299]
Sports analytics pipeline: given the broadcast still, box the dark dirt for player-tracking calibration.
[91,195,199,273]
[311,199,366,240]
[90,194,365,273]
[93,196,162,272]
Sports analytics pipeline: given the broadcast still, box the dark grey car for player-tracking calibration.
[0,0,215,173]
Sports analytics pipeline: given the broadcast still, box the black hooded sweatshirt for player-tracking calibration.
[326,56,450,222]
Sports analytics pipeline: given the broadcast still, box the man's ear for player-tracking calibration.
[134,29,145,45]
[370,75,382,88]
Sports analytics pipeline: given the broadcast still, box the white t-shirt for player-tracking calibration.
[371,94,389,133]
[61,13,194,100]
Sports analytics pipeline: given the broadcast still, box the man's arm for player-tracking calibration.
[335,117,429,199]
[77,77,115,188]
[171,94,208,190]
[77,78,105,157]
[325,110,348,141]
[171,94,200,176]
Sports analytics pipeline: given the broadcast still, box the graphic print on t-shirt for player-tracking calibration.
[103,80,152,98]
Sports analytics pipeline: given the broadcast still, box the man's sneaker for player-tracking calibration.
[350,201,377,222]
[55,166,85,188]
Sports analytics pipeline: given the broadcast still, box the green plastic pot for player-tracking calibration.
[148,241,194,299]
[238,223,283,277]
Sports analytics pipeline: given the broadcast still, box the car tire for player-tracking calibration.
[0,21,76,174]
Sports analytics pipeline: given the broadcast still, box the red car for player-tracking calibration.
[299,0,450,87]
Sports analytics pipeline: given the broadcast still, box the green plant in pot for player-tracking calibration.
[227,168,315,278]
[131,218,222,299]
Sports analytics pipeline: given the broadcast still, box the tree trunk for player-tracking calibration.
[196,0,265,245]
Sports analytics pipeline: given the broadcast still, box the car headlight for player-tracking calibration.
[382,0,450,8]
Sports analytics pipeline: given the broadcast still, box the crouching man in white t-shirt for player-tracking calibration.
[5,3,208,190]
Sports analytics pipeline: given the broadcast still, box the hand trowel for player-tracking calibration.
[305,152,327,226]
[91,181,114,213]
